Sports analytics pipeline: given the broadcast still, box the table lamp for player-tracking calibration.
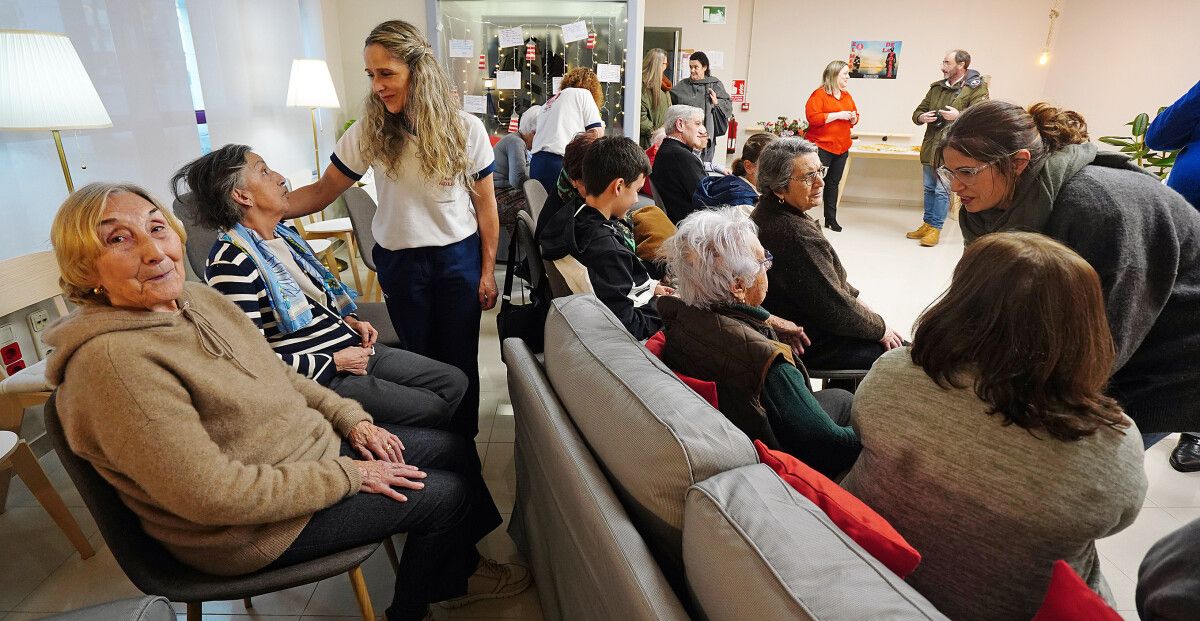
[0,30,113,193]
[286,59,341,177]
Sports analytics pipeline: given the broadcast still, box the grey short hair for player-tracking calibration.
[660,206,764,309]
[170,144,253,231]
[518,105,541,135]
[755,137,818,195]
[664,104,702,136]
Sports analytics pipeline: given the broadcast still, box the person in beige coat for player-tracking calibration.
[44,182,528,621]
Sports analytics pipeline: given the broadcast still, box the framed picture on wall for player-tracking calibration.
[849,40,902,79]
[702,6,726,24]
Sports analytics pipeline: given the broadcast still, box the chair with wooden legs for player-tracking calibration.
[0,430,94,559]
[43,394,401,621]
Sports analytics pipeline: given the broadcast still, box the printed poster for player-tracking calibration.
[849,40,902,79]
[702,6,726,24]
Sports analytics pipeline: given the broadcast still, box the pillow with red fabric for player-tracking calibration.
[754,440,921,578]
[644,332,718,409]
[1031,560,1122,621]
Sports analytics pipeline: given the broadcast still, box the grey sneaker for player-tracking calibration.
[435,558,531,609]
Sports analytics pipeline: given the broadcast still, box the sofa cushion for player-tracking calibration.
[644,331,719,408]
[683,464,949,621]
[543,294,756,588]
[1032,560,1122,621]
[755,440,922,578]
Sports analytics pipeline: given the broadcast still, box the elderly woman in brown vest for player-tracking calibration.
[657,207,861,476]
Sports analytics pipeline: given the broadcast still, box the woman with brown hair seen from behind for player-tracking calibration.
[937,100,1200,468]
[287,20,499,442]
[529,67,605,194]
[842,231,1147,621]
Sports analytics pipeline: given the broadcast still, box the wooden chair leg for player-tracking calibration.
[186,601,202,621]
[243,596,253,608]
[9,441,94,559]
[0,463,12,514]
[383,536,400,573]
[347,565,375,621]
[0,394,25,514]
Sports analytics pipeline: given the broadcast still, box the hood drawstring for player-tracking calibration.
[181,302,259,379]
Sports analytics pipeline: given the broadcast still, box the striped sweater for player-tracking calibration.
[205,240,359,385]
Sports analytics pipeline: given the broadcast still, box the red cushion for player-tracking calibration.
[754,440,921,577]
[1031,560,1122,621]
[644,332,718,409]
[488,134,502,147]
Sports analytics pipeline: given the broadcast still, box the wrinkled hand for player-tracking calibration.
[479,273,498,310]
[357,460,425,502]
[343,316,378,349]
[880,328,904,351]
[333,346,371,375]
[919,110,939,124]
[654,283,676,297]
[349,420,406,463]
[766,315,811,356]
[707,88,718,105]
[939,106,960,122]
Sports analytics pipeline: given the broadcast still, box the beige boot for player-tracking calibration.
[919,227,941,247]
[906,222,933,239]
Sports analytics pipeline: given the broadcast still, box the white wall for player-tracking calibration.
[330,0,429,130]
[0,0,200,260]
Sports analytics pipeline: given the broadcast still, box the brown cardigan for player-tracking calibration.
[45,282,369,576]
[751,196,886,340]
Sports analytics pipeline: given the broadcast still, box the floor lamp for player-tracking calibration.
[286,59,341,181]
[0,30,112,193]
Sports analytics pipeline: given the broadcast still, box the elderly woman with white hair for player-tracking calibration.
[657,207,861,477]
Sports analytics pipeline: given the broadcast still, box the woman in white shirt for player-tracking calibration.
[528,67,606,195]
[288,20,498,440]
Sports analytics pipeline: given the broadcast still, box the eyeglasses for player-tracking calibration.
[759,249,774,271]
[790,166,828,186]
[936,162,993,187]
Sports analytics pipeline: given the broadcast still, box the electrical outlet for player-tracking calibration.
[0,324,12,344]
[6,359,26,376]
[28,309,50,332]
[1,342,21,365]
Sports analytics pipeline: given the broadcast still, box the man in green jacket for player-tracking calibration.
[907,49,989,247]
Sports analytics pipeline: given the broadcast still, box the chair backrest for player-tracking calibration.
[0,251,68,318]
[523,179,549,220]
[545,256,594,298]
[648,179,668,213]
[43,394,198,593]
[514,210,544,291]
[171,192,219,282]
[341,186,379,272]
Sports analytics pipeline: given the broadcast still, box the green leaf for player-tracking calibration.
[1098,137,1134,147]
[1147,156,1176,166]
[1120,145,1140,154]
[1132,113,1150,136]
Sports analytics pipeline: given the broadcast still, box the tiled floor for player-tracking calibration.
[0,203,1195,620]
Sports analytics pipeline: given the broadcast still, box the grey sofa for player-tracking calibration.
[505,294,949,621]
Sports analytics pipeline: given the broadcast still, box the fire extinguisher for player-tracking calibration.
[726,116,739,154]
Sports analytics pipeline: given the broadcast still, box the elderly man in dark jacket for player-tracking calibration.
[652,104,709,224]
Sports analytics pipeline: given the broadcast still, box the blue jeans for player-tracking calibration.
[922,165,950,230]
[528,151,564,197]
[374,234,483,438]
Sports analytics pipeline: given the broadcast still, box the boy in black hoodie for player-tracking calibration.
[540,136,673,339]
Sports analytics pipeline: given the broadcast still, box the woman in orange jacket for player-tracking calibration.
[804,60,859,231]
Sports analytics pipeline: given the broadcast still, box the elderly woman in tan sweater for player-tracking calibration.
[44,183,527,621]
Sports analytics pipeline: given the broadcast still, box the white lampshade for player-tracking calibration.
[286,59,340,109]
[0,30,112,130]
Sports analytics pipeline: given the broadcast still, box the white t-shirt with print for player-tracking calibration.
[332,110,495,251]
[531,88,604,156]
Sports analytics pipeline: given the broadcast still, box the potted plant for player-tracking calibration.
[1099,109,1179,180]
[762,116,808,138]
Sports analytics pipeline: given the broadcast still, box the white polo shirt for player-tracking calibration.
[531,88,604,156]
[332,110,495,251]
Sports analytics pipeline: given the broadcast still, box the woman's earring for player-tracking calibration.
[93,286,104,295]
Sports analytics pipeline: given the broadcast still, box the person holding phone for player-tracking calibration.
[908,49,988,247]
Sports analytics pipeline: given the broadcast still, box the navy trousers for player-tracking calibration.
[374,234,484,438]
[528,151,564,197]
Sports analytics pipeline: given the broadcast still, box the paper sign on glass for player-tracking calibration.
[496,70,522,90]
[462,95,487,113]
[552,77,563,94]
[449,39,474,58]
[597,63,622,83]
[561,21,588,43]
[498,26,524,48]
[706,50,725,69]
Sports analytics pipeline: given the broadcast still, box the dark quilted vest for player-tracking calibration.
[657,297,797,449]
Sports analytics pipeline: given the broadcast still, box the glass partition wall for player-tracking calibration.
[434,0,634,137]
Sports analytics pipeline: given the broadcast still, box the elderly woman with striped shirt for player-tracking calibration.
[171,144,467,430]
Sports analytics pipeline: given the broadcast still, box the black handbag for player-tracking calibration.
[711,103,730,137]
[496,223,547,353]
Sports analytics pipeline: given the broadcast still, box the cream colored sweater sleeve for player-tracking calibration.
[65,340,362,527]
[286,369,372,437]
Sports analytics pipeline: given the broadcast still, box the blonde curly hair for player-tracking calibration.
[359,20,471,188]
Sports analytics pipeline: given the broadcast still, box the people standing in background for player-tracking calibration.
[804,61,860,232]
[1144,78,1200,472]
[529,67,605,195]
[639,48,671,149]
[285,20,497,440]
[492,105,541,236]
[938,100,1200,454]
[671,51,732,164]
[909,49,989,247]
